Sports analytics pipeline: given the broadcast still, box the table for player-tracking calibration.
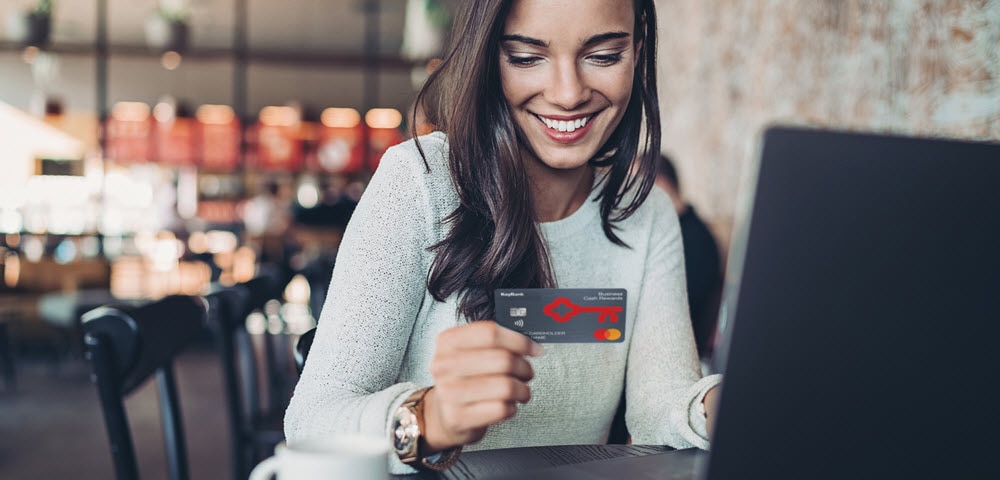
[392,445,705,480]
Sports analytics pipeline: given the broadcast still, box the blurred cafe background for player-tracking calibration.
[0,0,998,479]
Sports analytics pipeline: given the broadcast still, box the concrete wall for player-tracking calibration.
[656,0,1000,254]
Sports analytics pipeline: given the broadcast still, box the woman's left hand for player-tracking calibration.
[703,386,720,438]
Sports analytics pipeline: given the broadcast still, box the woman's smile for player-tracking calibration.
[533,112,599,143]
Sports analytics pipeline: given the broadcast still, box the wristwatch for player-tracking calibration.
[391,387,462,471]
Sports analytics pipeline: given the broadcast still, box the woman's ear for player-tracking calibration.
[635,40,643,67]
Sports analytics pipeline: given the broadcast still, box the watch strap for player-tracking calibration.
[403,386,431,409]
[400,386,462,471]
[420,445,463,471]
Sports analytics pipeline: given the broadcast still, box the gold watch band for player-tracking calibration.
[403,386,462,471]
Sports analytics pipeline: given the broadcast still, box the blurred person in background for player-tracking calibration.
[285,0,721,474]
[242,179,292,267]
[654,154,723,359]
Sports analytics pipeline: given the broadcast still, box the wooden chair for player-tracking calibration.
[206,268,290,480]
[82,295,208,480]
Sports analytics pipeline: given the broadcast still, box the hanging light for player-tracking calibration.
[364,108,402,129]
[321,108,361,129]
[111,102,151,122]
[196,105,235,125]
[259,106,300,127]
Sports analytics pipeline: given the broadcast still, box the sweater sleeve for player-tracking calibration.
[283,142,433,474]
[624,194,722,449]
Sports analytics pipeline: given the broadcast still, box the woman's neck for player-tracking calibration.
[524,156,595,223]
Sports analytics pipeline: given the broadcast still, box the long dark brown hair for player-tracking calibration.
[412,0,660,321]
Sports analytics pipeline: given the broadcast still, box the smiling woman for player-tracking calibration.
[419,0,661,323]
[284,1,721,475]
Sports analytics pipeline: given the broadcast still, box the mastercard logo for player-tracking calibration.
[593,328,622,341]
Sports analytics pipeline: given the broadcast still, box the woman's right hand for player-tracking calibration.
[421,321,543,453]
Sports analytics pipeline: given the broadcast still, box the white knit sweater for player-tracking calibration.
[284,132,721,474]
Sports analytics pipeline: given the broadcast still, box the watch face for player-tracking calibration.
[392,407,420,455]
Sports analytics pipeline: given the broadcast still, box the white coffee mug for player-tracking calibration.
[249,434,390,480]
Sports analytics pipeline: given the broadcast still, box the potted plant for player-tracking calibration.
[145,0,190,53]
[400,0,451,60]
[4,0,53,47]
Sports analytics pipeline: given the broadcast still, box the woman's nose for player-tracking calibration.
[545,61,590,110]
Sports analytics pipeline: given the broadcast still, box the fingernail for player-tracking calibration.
[530,342,544,357]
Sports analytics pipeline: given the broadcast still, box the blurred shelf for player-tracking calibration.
[0,40,420,70]
[1,40,96,56]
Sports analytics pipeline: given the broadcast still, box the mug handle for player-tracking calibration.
[249,456,281,480]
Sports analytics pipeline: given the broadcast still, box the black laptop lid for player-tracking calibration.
[707,126,1000,479]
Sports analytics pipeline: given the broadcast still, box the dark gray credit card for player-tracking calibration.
[494,288,627,343]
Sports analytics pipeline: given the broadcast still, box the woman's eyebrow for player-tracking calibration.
[500,31,631,49]
[582,31,630,47]
[501,34,547,48]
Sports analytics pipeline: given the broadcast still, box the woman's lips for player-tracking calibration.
[535,113,596,143]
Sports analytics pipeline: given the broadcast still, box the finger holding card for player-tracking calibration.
[435,320,544,357]
[423,321,543,453]
[432,346,536,382]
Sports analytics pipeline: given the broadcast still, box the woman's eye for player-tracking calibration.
[506,55,541,67]
[588,53,623,66]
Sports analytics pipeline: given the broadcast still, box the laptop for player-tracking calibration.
[704,126,1000,479]
[466,127,1000,480]
[471,126,1000,480]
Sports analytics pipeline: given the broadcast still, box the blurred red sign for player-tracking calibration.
[199,119,241,172]
[105,117,152,164]
[254,124,303,172]
[368,127,404,172]
[314,125,365,174]
[196,199,240,224]
[154,117,197,166]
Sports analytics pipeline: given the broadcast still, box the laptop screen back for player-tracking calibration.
[706,126,1000,479]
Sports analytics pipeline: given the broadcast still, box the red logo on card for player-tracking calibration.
[542,297,623,323]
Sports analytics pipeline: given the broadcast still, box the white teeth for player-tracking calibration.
[539,115,589,133]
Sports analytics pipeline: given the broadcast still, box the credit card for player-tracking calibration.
[494,288,627,343]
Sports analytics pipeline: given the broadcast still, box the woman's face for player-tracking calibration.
[500,0,638,171]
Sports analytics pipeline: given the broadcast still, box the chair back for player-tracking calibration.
[241,264,287,318]
[239,265,289,413]
[205,285,253,480]
[206,266,291,480]
[83,295,208,480]
[294,326,316,374]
